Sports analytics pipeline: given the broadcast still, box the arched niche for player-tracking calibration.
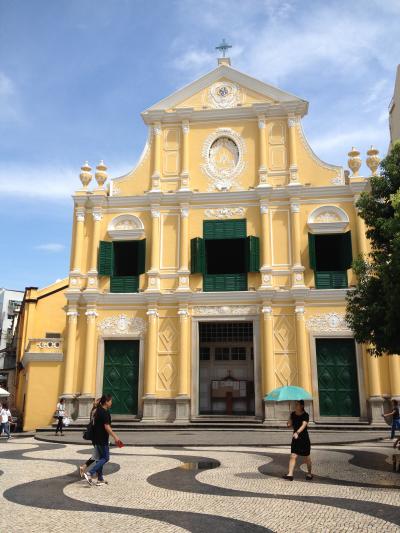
[307,206,349,234]
[107,214,145,240]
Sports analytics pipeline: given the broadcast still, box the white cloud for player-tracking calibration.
[34,243,65,252]
[0,72,14,97]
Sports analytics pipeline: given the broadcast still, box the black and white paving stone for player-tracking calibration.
[0,438,399,532]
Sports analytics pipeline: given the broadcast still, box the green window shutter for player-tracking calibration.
[246,236,260,272]
[308,233,316,270]
[340,231,353,270]
[315,271,348,289]
[98,241,113,276]
[203,219,246,239]
[136,239,146,275]
[190,237,205,274]
[110,276,139,293]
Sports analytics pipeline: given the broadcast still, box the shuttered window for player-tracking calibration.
[246,236,260,273]
[203,219,246,239]
[190,237,205,274]
[110,276,139,293]
[204,273,247,292]
[98,241,113,275]
[98,239,146,293]
[309,232,352,289]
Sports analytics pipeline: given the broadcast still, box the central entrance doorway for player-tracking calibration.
[198,321,255,415]
[103,340,140,415]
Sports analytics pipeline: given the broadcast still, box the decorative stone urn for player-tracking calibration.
[79,161,92,189]
[348,147,362,176]
[366,146,380,176]
[95,160,108,188]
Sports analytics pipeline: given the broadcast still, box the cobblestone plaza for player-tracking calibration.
[1,437,399,532]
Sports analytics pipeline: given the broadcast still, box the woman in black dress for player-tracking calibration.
[283,400,312,480]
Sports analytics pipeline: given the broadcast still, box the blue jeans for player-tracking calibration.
[391,419,400,439]
[88,444,109,480]
[1,422,10,438]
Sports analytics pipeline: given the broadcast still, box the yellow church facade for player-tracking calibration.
[16,58,400,430]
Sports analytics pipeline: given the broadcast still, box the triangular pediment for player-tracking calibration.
[143,64,307,115]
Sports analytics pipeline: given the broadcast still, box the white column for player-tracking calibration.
[288,115,299,185]
[87,208,103,290]
[290,200,305,287]
[259,203,273,289]
[257,115,270,187]
[151,123,161,191]
[146,206,161,292]
[180,121,190,190]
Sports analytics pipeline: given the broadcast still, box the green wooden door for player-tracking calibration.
[103,340,139,415]
[316,338,360,417]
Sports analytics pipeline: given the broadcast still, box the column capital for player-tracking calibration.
[66,308,79,318]
[181,120,190,134]
[180,205,189,218]
[262,305,273,315]
[152,122,162,136]
[258,115,266,129]
[92,209,103,221]
[288,114,300,128]
[260,202,269,215]
[295,304,305,315]
[290,201,300,213]
[151,206,161,218]
[76,208,85,222]
[146,308,159,317]
[178,308,189,318]
[85,309,98,320]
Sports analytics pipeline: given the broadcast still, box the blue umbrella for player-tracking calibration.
[264,385,312,402]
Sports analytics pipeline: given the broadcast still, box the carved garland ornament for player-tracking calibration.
[192,305,259,316]
[306,313,350,332]
[201,128,245,191]
[98,315,147,337]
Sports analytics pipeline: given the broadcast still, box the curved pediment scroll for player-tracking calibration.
[307,205,349,234]
[107,214,145,240]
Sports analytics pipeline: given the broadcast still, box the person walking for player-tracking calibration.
[283,399,312,481]
[0,402,12,440]
[79,398,100,478]
[383,399,400,439]
[84,394,122,486]
[55,398,66,436]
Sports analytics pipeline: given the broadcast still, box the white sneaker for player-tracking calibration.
[83,472,93,486]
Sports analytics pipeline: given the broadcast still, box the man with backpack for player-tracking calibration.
[84,394,122,486]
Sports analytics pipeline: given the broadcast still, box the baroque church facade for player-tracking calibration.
[16,57,399,430]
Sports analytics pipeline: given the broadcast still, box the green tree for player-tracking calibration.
[346,142,400,356]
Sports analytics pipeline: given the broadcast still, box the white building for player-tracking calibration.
[0,288,24,369]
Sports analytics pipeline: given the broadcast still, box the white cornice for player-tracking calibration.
[102,183,369,209]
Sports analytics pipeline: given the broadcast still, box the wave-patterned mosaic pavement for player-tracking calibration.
[0,437,399,532]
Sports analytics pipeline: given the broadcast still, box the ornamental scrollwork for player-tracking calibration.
[306,313,350,332]
[204,207,246,219]
[98,314,147,337]
[192,305,259,316]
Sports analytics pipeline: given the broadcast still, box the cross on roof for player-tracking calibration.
[215,38,232,58]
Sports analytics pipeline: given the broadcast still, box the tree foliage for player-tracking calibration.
[346,142,400,356]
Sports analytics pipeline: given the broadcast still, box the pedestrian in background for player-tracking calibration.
[0,402,12,440]
[383,399,400,439]
[84,394,122,486]
[55,398,66,436]
[283,399,312,481]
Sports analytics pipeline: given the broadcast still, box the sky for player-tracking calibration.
[0,0,399,290]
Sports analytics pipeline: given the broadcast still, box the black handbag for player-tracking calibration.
[82,419,94,440]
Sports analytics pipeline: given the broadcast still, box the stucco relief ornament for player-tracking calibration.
[193,305,259,316]
[306,313,350,332]
[202,128,245,191]
[204,207,246,219]
[208,82,240,109]
[98,314,147,337]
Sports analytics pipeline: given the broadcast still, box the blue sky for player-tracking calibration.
[0,0,399,290]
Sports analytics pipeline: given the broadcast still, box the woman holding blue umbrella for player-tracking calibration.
[283,399,313,481]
